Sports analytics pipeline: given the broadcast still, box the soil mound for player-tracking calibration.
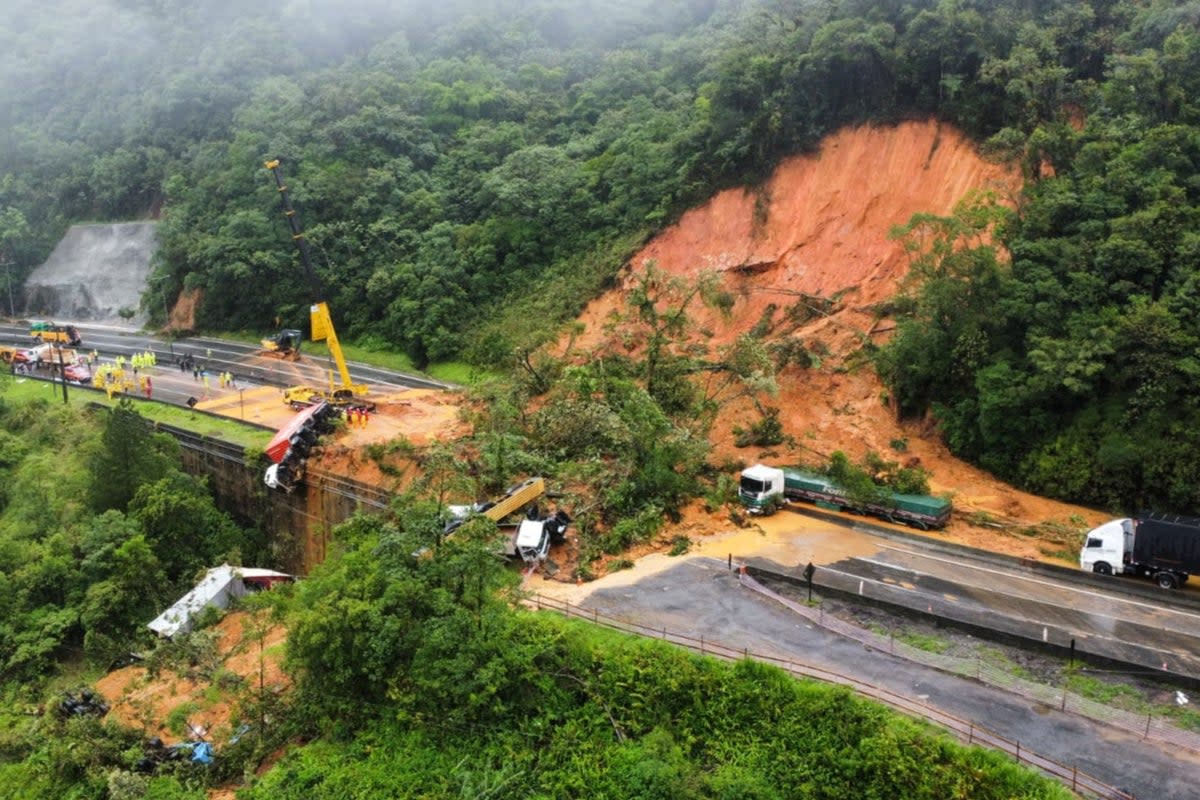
[569,120,1103,548]
[96,610,287,746]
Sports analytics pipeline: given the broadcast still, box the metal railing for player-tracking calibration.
[524,590,1134,800]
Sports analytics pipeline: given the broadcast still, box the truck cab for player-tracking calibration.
[1079,518,1133,575]
[13,343,53,365]
[738,464,786,515]
[514,518,552,563]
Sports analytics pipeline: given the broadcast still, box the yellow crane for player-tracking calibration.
[264,159,369,408]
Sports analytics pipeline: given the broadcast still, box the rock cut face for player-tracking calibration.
[22,222,159,324]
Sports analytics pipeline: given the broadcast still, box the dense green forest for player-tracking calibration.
[0,390,267,797]
[0,408,1071,798]
[0,394,264,683]
[4,2,1200,793]
[4,0,1200,511]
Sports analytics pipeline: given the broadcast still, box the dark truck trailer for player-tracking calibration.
[1132,514,1200,580]
[1080,513,1200,589]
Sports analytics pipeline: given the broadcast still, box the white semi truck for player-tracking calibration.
[737,463,952,529]
[442,477,570,565]
[1080,513,1200,590]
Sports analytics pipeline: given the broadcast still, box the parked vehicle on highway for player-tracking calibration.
[12,343,53,365]
[30,321,81,346]
[1080,513,1200,589]
[738,463,952,529]
[14,344,78,371]
[63,362,92,384]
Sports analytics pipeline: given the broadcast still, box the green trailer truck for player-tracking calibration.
[738,463,951,530]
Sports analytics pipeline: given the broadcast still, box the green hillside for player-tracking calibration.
[4,0,1200,511]
[0,433,1073,799]
[2,2,1198,794]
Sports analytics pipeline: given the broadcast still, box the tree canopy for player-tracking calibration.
[5,0,1200,508]
[0,397,264,681]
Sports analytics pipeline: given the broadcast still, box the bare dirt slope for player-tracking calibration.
[96,610,287,745]
[565,120,1106,560]
[89,121,1116,800]
[306,120,1103,562]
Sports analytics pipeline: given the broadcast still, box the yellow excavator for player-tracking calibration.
[438,477,571,564]
[260,327,302,361]
[263,159,370,409]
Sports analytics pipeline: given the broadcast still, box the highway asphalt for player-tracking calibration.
[734,513,1200,681]
[573,557,1199,800]
[0,321,447,394]
[13,320,1199,795]
[748,542,1200,680]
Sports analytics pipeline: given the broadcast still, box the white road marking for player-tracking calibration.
[864,544,1200,624]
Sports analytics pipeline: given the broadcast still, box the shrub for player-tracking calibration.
[733,407,785,448]
[599,507,663,553]
[703,474,738,512]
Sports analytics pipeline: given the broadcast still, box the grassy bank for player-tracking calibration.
[0,373,272,450]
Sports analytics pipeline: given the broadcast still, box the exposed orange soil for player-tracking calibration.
[167,287,201,333]
[307,121,1106,565]
[95,610,288,747]
[558,120,1107,562]
[304,122,1106,570]
[94,122,1111,799]
[339,387,468,449]
[311,387,470,487]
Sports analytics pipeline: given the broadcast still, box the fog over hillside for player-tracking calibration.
[0,0,727,317]
[0,0,720,152]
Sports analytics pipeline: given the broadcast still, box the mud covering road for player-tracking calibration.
[536,557,1199,800]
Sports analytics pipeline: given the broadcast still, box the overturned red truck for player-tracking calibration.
[263,401,340,491]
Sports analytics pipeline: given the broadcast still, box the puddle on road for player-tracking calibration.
[690,514,886,568]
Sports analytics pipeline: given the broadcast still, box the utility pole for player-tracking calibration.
[0,254,13,318]
[56,345,68,404]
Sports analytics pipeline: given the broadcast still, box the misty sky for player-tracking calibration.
[0,0,722,126]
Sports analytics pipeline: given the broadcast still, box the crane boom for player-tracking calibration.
[264,159,366,400]
[264,158,321,296]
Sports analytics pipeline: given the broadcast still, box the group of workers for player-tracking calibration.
[118,351,158,371]
[21,342,383,433]
[92,363,143,399]
[345,405,372,428]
